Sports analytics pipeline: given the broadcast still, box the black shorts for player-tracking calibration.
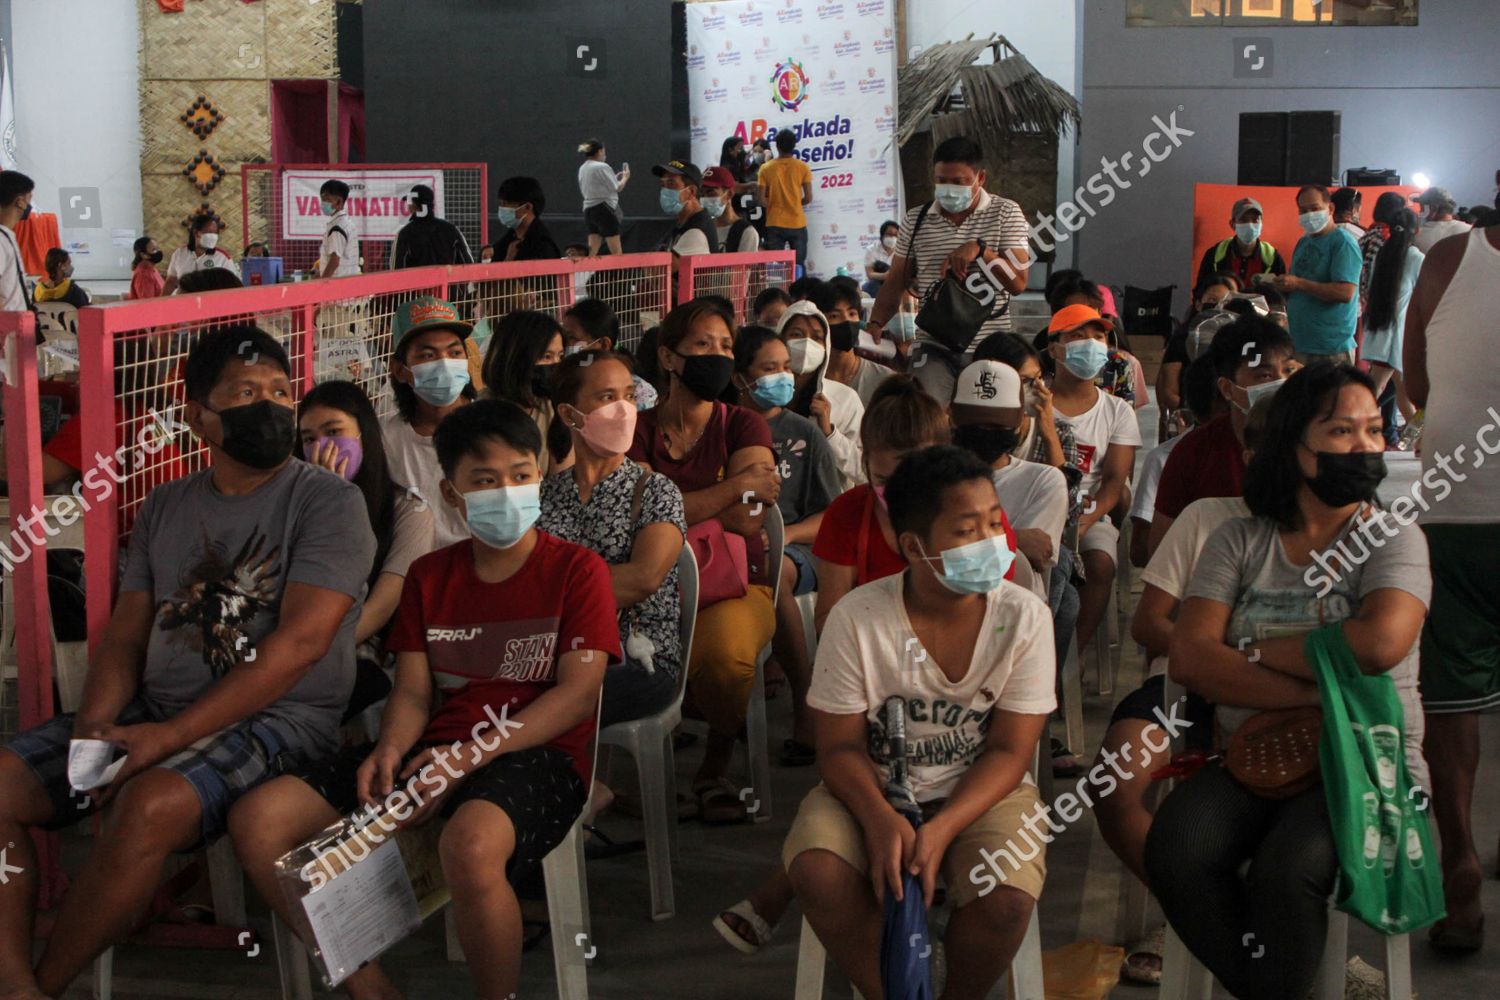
[1108,674,1215,753]
[585,203,622,238]
[292,743,587,878]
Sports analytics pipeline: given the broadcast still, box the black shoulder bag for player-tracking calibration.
[909,202,1007,354]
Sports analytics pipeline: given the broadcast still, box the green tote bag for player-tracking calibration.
[1306,624,1445,934]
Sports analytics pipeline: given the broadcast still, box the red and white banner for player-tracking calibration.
[280,169,446,241]
[687,0,901,276]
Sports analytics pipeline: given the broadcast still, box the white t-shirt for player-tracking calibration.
[322,210,362,277]
[1129,434,1185,525]
[808,573,1057,802]
[166,246,198,280]
[671,229,712,257]
[992,458,1069,569]
[379,413,467,547]
[864,240,894,273]
[578,159,621,210]
[716,223,762,254]
[1138,496,1249,678]
[1055,388,1142,502]
[0,224,28,311]
[819,376,865,488]
[1413,218,1471,254]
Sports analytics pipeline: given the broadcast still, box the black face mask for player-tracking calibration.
[829,321,859,353]
[147,249,165,264]
[953,423,1021,466]
[209,400,296,470]
[530,363,558,402]
[672,351,735,401]
[1305,450,1387,508]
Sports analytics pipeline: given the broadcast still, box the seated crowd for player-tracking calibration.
[0,139,1491,1000]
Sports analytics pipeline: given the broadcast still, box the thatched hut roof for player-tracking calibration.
[896,35,1080,149]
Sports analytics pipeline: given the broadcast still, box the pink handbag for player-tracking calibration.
[687,519,749,609]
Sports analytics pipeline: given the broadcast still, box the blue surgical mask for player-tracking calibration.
[321,201,336,217]
[1061,339,1110,380]
[659,188,683,215]
[935,183,975,214]
[748,372,794,409]
[704,196,727,220]
[1240,377,1286,413]
[918,535,1015,595]
[497,205,520,229]
[462,483,540,550]
[892,312,918,341]
[1235,221,1261,244]
[1298,209,1331,236]
[410,358,471,407]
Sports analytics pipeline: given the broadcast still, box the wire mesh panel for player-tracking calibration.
[676,252,796,327]
[242,163,488,275]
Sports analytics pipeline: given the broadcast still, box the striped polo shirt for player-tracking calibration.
[896,189,1031,350]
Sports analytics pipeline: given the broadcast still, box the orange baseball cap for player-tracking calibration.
[1047,303,1111,336]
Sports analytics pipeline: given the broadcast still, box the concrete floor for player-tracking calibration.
[53,407,1500,999]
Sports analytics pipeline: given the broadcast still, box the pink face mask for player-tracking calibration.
[574,399,637,457]
[873,483,888,509]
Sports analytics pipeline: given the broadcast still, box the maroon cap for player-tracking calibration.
[700,166,736,190]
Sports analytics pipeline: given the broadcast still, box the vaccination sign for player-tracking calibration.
[281,169,446,241]
[686,0,901,276]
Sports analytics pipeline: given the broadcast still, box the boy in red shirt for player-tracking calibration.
[230,399,619,1000]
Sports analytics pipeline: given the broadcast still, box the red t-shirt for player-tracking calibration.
[812,484,1020,587]
[629,401,776,583]
[43,404,191,533]
[386,532,622,785]
[1153,415,1246,520]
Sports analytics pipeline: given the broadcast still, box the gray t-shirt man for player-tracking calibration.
[1187,511,1431,790]
[122,460,375,758]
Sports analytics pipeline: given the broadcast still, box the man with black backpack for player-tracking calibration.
[389,184,474,269]
[864,137,1031,402]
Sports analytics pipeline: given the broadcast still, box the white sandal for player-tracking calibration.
[712,899,777,955]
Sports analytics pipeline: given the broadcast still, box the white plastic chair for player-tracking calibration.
[742,504,786,824]
[1161,909,1412,1000]
[792,750,1050,1000]
[597,543,699,920]
[274,696,607,1000]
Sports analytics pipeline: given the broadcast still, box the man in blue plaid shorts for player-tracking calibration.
[0,325,374,999]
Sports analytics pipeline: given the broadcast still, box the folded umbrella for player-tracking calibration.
[880,695,934,1000]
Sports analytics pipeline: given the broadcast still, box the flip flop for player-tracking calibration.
[712,899,777,955]
[1121,925,1165,986]
[694,777,749,825]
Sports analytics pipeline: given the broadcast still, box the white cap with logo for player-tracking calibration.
[951,360,1023,426]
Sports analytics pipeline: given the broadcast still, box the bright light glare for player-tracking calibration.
[1413,172,1432,189]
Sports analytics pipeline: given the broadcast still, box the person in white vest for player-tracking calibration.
[318,179,361,279]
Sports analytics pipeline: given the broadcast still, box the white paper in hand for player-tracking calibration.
[68,739,127,791]
[857,329,897,360]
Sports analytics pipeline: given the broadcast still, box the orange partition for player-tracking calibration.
[1190,183,1417,291]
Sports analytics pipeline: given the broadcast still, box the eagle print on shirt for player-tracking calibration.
[158,529,281,676]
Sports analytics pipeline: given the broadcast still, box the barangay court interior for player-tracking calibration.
[2,0,1499,998]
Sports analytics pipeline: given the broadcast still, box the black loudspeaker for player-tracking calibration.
[1238,113,1289,186]
[1287,111,1341,185]
[1346,167,1401,186]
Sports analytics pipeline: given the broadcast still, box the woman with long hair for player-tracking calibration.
[300,379,436,646]
[627,298,779,824]
[577,138,630,257]
[1360,207,1425,444]
[1147,363,1430,1000]
[481,309,570,473]
[538,350,685,726]
[731,325,841,763]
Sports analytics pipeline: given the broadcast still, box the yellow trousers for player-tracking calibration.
[687,584,776,738]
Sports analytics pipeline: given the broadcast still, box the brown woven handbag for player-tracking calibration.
[1225,706,1324,799]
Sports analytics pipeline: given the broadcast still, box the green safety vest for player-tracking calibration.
[1212,238,1277,273]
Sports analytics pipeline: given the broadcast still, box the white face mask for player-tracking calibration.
[198,232,220,251]
[1298,209,1331,236]
[786,337,826,376]
[881,235,897,249]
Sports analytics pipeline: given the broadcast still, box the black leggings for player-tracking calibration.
[1144,763,1338,1000]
